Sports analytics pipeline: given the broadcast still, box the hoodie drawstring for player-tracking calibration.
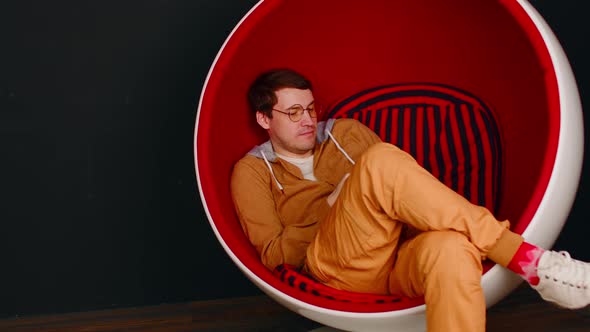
[261,150,284,192]
[326,130,356,165]
[259,127,355,192]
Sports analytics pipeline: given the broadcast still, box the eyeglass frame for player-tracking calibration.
[271,102,318,122]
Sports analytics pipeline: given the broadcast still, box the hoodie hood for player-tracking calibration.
[247,119,336,161]
[246,118,356,192]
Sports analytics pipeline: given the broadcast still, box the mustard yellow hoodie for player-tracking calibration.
[230,118,381,270]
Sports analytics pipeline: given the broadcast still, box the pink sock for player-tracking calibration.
[507,242,545,286]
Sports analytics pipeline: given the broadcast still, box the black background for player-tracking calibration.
[0,0,588,318]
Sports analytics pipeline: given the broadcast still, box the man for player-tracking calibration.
[230,69,589,331]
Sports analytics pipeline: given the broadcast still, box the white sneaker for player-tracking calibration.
[532,250,590,309]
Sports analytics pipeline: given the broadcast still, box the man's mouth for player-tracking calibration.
[299,129,316,137]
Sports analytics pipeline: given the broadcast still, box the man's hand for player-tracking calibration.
[327,173,350,207]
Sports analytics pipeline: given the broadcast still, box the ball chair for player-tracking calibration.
[194,0,583,331]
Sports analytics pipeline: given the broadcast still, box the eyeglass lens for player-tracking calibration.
[289,105,317,121]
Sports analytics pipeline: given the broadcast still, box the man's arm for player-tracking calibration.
[231,159,307,270]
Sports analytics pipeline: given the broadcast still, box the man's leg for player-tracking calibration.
[306,142,516,294]
[346,143,590,310]
[389,231,485,332]
[306,142,589,308]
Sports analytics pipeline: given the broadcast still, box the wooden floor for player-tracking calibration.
[1,285,588,332]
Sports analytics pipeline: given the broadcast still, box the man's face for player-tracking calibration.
[257,88,317,158]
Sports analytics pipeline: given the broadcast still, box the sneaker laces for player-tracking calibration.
[538,251,589,290]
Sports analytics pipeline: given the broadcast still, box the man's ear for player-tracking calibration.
[256,111,271,130]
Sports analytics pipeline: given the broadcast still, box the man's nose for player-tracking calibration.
[299,110,314,125]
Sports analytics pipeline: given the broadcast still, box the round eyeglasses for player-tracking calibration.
[272,104,318,122]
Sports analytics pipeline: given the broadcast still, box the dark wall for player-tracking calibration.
[1,0,588,318]
[531,0,590,260]
[1,0,260,317]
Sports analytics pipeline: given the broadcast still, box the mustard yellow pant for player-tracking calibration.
[305,143,523,332]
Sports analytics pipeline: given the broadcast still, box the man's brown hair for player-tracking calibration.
[247,69,312,118]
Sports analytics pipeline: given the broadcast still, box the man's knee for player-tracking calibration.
[418,231,483,282]
[359,142,416,172]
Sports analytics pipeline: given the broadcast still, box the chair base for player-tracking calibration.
[309,326,346,332]
[309,324,426,332]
